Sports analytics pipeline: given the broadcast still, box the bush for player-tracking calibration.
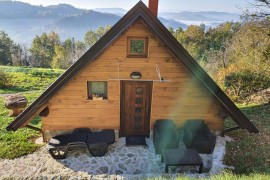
[30,70,61,78]
[224,70,270,101]
[0,70,9,87]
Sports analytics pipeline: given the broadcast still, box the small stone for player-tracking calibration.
[99,166,109,174]
[118,163,127,171]
[133,169,142,174]
[40,167,47,173]
[62,160,68,164]
[124,159,132,165]
[115,170,123,174]
[91,159,97,164]
[118,153,125,157]
[83,161,90,165]
[127,154,134,157]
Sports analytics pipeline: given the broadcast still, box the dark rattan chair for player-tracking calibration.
[153,119,180,154]
[183,119,216,154]
[86,129,115,157]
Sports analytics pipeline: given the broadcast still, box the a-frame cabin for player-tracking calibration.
[7,1,258,141]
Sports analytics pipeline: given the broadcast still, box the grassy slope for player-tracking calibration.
[0,66,63,94]
[0,66,63,159]
[0,66,269,178]
[224,103,270,174]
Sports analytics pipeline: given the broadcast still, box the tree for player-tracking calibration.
[52,38,86,69]
[244,0,270,19]
[184,25,206,61]
[51,45,69,69]
[74,40,86,59]
[84,30,98,47]
[29,31,60,67]
[0,31,13,65]
[11,44,29,66]
[84,25,111,48]
[226,21,270,75]
[203,22,240,73]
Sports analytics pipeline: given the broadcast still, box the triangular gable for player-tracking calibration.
[6,1,258,133]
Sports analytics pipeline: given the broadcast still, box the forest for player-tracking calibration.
[0,0,270,103]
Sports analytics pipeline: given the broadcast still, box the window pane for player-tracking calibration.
[136,98,142,104]
[135,107,142,113]
[127,37,148,58]
[91,82,105,95]
[136,87,143,94]
[87,81,107,99]
[130,39,145,54]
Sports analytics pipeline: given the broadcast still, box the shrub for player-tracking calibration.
[0,70,9,87]
[224,70,270,101]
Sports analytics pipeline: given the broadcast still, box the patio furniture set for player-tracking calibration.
[47,119,216,174]
[153,119,216,173]
[48,128,115,159]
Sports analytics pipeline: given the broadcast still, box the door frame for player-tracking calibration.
[120,80,153,137]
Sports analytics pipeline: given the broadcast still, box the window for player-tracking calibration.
[127,37,148,58]
[87,81,107,99]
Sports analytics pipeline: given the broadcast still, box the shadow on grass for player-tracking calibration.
[223,103,270,175]
[0,86,30,94]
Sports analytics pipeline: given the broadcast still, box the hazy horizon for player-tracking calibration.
[14,0,251,13]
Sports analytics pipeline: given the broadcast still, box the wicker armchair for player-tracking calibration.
[183,119,216,154]
[153,119,180,154]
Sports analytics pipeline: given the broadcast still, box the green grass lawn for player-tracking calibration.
[0,66,63,159]
[224,103,270,175]
[0,66,64,94]
[0,65,269,178]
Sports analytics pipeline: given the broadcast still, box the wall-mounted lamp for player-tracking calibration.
[130,72,142,79]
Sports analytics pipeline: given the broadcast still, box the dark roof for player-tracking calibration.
[6,1,259,133]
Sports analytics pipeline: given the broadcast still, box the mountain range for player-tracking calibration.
[0,1,240,45]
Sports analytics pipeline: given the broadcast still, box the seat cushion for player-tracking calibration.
[184,120,204,133]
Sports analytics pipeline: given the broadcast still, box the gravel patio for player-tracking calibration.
[0,135,231,179]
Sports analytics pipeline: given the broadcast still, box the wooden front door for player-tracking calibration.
[121,81,152,137]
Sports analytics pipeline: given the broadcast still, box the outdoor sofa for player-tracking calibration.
[48,128,115,159]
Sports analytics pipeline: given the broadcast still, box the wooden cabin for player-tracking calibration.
[6,1,258,141]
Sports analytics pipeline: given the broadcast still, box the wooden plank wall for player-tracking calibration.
[42,19,224,131]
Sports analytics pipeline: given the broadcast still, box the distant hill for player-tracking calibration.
[0,1,240,45]
[94,8,127,16]
[159,11,240,26]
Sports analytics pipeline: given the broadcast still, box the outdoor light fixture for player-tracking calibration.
[130,72,142,79]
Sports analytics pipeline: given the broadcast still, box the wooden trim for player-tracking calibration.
[22,104,48,127]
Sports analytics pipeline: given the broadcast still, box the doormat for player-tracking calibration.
[126,136,147,146]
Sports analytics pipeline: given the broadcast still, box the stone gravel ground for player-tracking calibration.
[0,136,231,179]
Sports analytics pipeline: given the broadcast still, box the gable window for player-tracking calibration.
[87,81,107,100]
[127,37,148,58]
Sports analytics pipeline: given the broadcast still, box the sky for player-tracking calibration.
[17,0,252,13]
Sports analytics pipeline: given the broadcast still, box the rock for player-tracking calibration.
[115,170,123,174]
[133,169,142,174]
[118,163,127,171]
[91,159,97,164]
[4,94,27,117]
[99,166,109,174]
[127,154,134,157]
[124,159,132,165]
